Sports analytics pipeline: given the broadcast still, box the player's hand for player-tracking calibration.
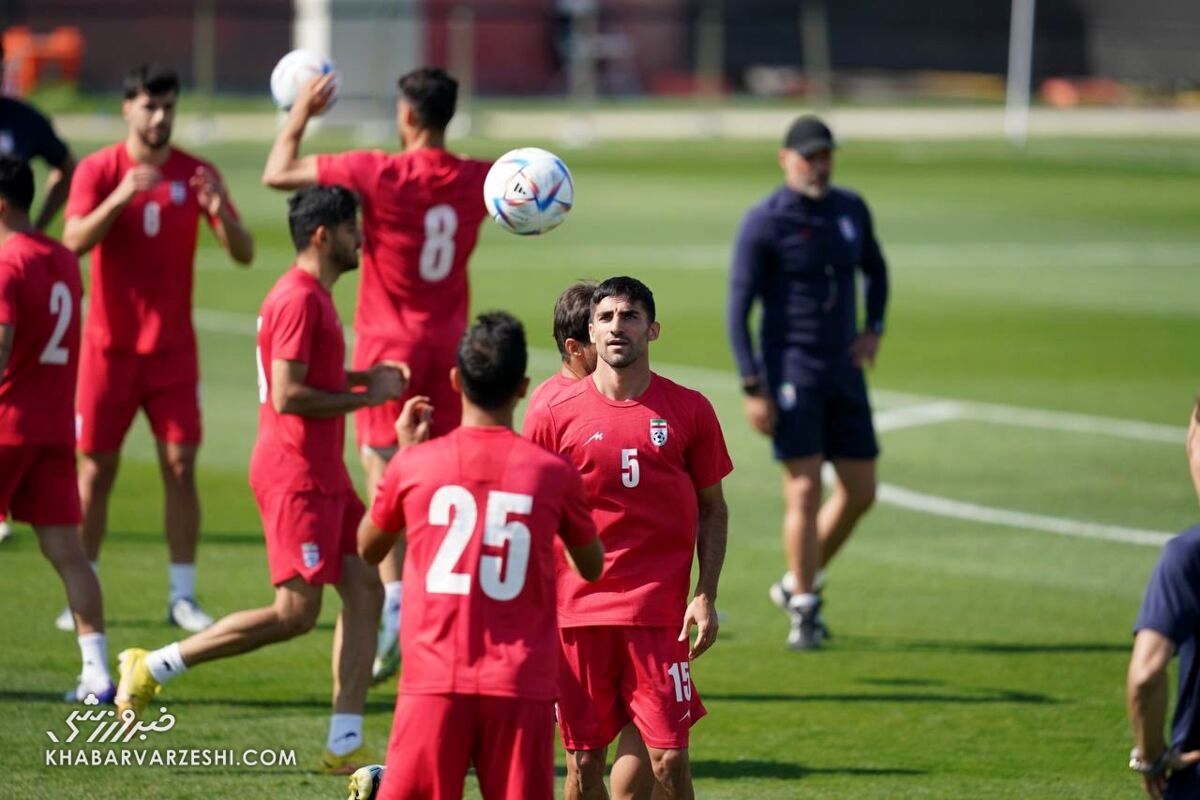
[679,594,718,660]
[743,394,776,437]
[189,166,228,217]
[365,364,407,405]
[394,395,434,450]
[292,73,337,119]
[850,331,881,369]
[114,164,162,205]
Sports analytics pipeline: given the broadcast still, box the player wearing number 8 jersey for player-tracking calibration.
[61,65,255,634]
[524,277,733,800]
[359,312,604,800]
[264,66,493,681]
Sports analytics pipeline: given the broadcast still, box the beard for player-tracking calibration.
[599,340,642,369]
[138,126,171,150]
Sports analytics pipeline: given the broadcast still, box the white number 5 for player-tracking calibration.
[621,448,640,488]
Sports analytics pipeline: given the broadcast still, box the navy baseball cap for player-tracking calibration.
[783,115,835,156]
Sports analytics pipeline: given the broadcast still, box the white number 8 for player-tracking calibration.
[143,201,161,237]
[418,204,458,282]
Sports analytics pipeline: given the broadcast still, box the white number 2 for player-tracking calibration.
[621,448,640,488]
[666,662,692,702]
[143,201,161,237]
[38,281,72,365]
[426,486,532,601]
[418,204,458,282]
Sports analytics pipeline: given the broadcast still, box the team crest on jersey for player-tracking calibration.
[301,542,320,569]
[650,418,669,446]
[838,215,857,242]
[170,180,188,205]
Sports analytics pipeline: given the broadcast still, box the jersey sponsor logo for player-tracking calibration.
[838,215,857,242]
[650,418,669,446]
[170,181,188,206]
[777,382,798,412]
[301,542,320,569]
[585,431,604,445]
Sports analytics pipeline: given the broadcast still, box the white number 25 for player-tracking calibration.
[426,486,532,601]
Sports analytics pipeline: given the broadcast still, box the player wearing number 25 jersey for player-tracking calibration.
[359,312,604,800]
[524,277,732,798]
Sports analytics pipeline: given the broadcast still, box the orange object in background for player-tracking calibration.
[2,26,84,97]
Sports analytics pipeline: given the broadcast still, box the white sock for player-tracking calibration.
[782,570,825,594]
[382,581,402,635]
[789,592,821,614]
[169,563,196,604]
[327,713,363,756]
[146,642,188,685]
[78,632,111,687]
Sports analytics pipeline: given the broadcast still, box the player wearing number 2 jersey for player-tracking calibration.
[359,311,604,800]
[0,156,114,703]
[61,65,255,635]
[264,66,493,683]
[524,277,733,800]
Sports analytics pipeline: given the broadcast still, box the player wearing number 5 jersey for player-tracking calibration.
[60,65,255,634]
[524,277,733,800]
[264,66,492,682]
[359,312,604,800]
[0,157,114,703]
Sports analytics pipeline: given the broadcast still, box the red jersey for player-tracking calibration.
[0,231,82,445]
[316,148,491,342]
[370,426,598,701]
[249,267,353,495]
[524,373,733,628]
[526,373,577,418]
[65,143,236,353]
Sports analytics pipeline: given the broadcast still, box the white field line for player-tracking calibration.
[192,307,1181,547]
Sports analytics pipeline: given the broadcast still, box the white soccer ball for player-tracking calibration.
[483,147,575,236]
[270,49,340,113]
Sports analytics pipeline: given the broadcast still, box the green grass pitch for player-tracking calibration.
[2,133,1199,798]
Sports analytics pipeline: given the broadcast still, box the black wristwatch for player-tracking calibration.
[741,378,764,397]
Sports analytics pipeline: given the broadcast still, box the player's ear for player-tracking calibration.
[449,367,462,394]
[588,323,596,345]
[516,376,530,400]
[648,321,660,342]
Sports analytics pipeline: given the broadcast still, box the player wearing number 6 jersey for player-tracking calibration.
[0,156,114,702]
[60,65,255,635]
[359,311,604,800]
[524,277,733,800]
[264,66,493,683]
[114,186,407,774]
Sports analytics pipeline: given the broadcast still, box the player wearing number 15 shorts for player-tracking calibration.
[359,312,604,800]
[524,277,733,799]
[61,65,255,634]
[264,65,493,682]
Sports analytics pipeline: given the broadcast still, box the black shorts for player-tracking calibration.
[767,363,879,462]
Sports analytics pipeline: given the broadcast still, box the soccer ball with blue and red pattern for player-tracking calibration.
[483,147,575,236]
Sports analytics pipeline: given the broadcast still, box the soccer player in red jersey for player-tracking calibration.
[263,66,493,682]
[60,65,255,633]
[114,186,407,773]
[359,310,604,800]
[0,156,113,701]
[525,276,733,800]
[526,281,597,418]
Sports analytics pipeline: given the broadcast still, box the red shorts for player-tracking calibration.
[76,341,202,452]
[378,693,555,800]
[254,487,364,586]
[352,333,461,451]
[0,444,81,526]
[557,626,707,752]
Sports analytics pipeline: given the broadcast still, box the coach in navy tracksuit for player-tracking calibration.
[726,115,888,650]
[1126,403,1200,799]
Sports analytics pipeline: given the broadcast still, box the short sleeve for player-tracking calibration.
[30,108,69,167]
[64,154,107,219]
[316,151,380,196]
[523,403,558,452]
[269,292,317,364]
[686,394,734,490]
[0,262,19,326]
[556,461,597,548]
[370,452,409,533]
[1134,533,1200,646]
